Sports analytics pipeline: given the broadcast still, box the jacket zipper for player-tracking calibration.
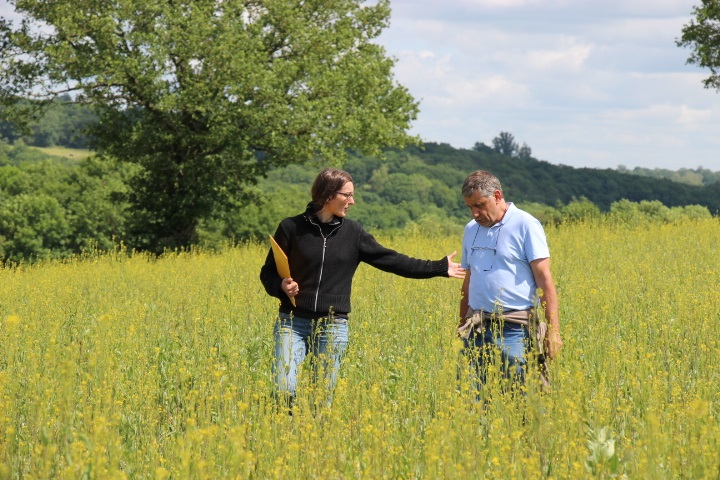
[315,236,327,311]
[309,218,342,312]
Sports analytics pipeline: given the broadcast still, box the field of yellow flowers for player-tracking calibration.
[1,218,719,479]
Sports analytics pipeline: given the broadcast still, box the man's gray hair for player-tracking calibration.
[462,170,503,198]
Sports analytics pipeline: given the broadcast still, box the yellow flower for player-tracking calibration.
[154,467,170,480]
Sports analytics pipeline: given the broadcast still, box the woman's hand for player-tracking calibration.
[446,251,466,279]
[281,277,299,299]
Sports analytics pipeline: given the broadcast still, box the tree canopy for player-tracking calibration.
[0,0,419,251]
[678,0,720,91]
[492,131,518,157]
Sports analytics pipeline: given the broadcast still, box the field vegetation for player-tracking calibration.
[1,218,718,478]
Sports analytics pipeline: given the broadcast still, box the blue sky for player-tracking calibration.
[3,0,719,171]
[376,0,720,170]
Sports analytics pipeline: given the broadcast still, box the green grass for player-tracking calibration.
[31,146,93,161]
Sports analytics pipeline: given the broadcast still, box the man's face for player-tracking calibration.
[464,190,504,227]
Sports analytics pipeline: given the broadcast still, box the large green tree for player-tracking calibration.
[0,0,418,251]
[678,0,720,91]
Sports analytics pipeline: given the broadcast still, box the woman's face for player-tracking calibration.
[322,181,355,219]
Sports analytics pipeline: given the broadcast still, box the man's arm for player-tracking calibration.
[530,257,562,359]
[459,270,471,327]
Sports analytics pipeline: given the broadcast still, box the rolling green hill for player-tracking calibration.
[1,135,718,262]
[387,142,720,213]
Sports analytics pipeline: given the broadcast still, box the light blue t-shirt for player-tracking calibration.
[461,203,550,312]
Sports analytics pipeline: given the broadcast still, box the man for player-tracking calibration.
[458,170,561,389]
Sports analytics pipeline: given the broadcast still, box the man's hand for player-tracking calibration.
[545,330,563,360]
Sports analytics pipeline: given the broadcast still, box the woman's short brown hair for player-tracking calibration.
[311,168,353,210]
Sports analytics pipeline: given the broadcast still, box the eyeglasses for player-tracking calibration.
[470,225,502,271]
[335,191,354,200]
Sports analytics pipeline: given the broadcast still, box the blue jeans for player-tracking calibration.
[462,320,531,390]
[273,313,349,403]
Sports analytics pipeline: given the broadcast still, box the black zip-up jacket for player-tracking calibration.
[260,204,449,318]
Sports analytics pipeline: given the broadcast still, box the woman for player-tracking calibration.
[260,168,465,407]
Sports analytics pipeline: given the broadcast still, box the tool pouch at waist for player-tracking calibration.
[458,308,547,356]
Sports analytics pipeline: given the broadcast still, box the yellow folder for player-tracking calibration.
[269,235,296,307]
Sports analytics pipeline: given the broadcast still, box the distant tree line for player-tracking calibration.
[412,142,720,211]
[617,165,720,187]
[0,95,97,149]
[6,103,716,193]
[4,132,717,262]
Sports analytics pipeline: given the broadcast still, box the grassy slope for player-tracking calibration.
[30,146,93,161]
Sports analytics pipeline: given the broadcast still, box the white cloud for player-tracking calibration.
[378,0,720,170]
[523,41,593,72]
[452,0,552,8]
[678,105,713,125]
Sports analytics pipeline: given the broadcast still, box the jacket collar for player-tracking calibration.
[303,202,343,227]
